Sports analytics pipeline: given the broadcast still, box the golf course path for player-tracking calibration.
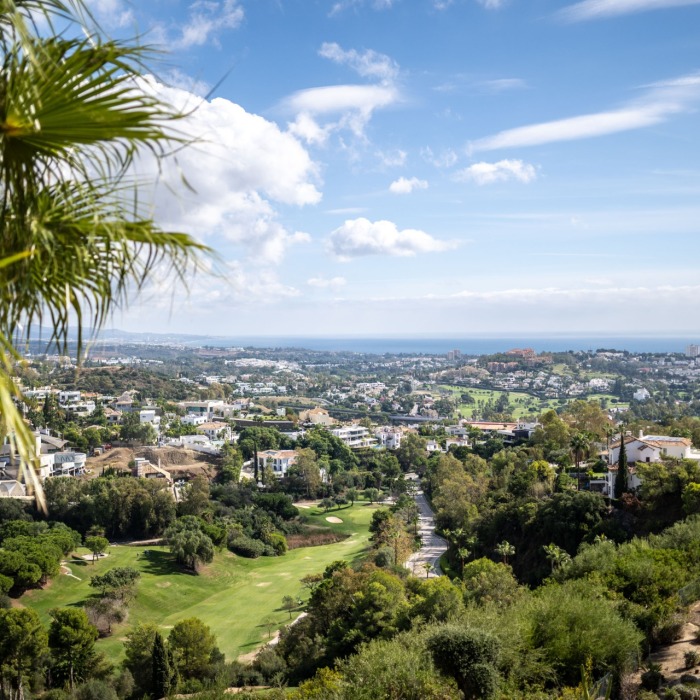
[404,483,448,578]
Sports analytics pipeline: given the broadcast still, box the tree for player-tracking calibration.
[0,0,208,509]
[152,631,174,699]
[346,488,358,506]
[168,618,220,680]
[123,622,159,698]
[282,595,297,619]
[166,517,214,572]
[89,567,140,601]
[543,543,572,574]
[427,625,501,700]
[614,433,629,499]
[0,608,48,699]
[494,541,515,565]
[84,536,109,563]
[570,432,590,491]
[48,608,99,690]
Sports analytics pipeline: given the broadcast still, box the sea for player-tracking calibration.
[181,335,698,355]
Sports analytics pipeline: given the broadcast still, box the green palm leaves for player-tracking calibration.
[0,1,210,509]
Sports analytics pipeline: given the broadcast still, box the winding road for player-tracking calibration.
[404,476,448,578]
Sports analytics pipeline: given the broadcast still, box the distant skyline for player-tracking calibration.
[84,0,700,335]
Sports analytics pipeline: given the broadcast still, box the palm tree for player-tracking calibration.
[0,1,209,509]
[422,562,434,579]
[495,540,515,565]
[543,543,572,573]
[570,432,590,491]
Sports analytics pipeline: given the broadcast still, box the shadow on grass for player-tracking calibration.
[140,549,192,577]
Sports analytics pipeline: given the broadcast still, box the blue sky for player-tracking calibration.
[89,0,700,337]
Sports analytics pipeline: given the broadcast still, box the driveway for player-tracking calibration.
[404,483,448,578]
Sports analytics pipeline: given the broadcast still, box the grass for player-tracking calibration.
[21,501,379,663]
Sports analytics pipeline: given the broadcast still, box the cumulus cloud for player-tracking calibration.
[173,0,244,49]
[470,71,700,151]
[307,276,347,288]
[319,42,399,83]
[131,76,320,266]
[282,84,400,143]
[389,177,429,194]
[456,159,537,185]
[327,218,456,259]
[558,0,700,22]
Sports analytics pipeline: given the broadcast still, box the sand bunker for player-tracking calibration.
[325,516,343,523]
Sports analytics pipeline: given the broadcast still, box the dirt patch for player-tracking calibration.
[286,530,348,550]
[255,582,272,587]
[325,516,343,523]
[631,602,700,692]
[156,582,172,588]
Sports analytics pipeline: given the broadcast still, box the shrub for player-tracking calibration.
[229,535,266,558]
[266,532,288,556]
[685,651,700,670]
[641,663,665,691]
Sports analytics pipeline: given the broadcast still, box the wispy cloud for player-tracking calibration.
[456,159,537,185]
[421,147,458,168]
[307,276,347,288]
[558,0,700,22]
[471,71,700,151]
[389,177,429,194]
[327,218,457,259]
[477,0,507,8]
[330,0,396,15]
[479,78,527,93]
[319,42,399,83]
[173,0,244,49]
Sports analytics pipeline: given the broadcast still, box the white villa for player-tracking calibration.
[331,425,376,449]
[256,449,297,477]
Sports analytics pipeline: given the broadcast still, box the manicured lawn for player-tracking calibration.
[20,501,379,662]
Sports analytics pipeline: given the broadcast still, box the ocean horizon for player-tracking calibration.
[169,335,699,355]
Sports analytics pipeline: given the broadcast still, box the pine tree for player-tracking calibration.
[614,431,628,499]
[152,632,172,698]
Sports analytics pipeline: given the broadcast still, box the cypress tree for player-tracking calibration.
[614,431,628,499]
[152,632,172,698]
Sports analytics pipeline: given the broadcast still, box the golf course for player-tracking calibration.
[20,501,379,662]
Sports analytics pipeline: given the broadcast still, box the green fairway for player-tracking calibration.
[20,501,379,662]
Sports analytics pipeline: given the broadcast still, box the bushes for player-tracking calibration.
[228,535,266,558]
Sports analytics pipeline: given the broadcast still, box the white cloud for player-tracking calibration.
[327,218,456,259]
[131,76,320,265]
[479,78,527,92]
[162,69,211,98]
[421,147,459,168]
[477,0,506,8]
[319,42,399,83]
[377,149,407,167]
[282,84,400,143]
[173,0,244,49]
[389,176,429,194]
[330,0,396,15]
[84,0,134,27]
[456,159,537,185]
[307,276,347,288]
[433,0,455,9]
[471,71,700,151]
[558,0,700,22]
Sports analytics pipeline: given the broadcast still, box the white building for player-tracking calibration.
[51,450,87,476]
[633,388,651,401]
[374,427,402,450]
[608,432,700,465]
[139,409,161,429]
[196,422,232,441]
[256,449,297,477]
[331,425,376,449]
[179,400,226,419]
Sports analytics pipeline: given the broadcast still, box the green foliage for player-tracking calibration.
[48,607,100,689]
[527,580,642,686]
[153,631,175,698]
[461,558,523,607]
[89,567,140,600]
[615,434,628,499]
[166,516,215,572]
[0,607,48,698]
[84,535,109,562]
[123,622,159,697]
[168,617,221,681]
[427,624,501,700]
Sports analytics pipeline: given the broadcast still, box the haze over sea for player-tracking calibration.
[173,336,698,355]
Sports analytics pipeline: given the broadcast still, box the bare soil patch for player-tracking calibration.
[325,516,343,523]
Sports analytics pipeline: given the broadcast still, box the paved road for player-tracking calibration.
[404,484,448,578]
